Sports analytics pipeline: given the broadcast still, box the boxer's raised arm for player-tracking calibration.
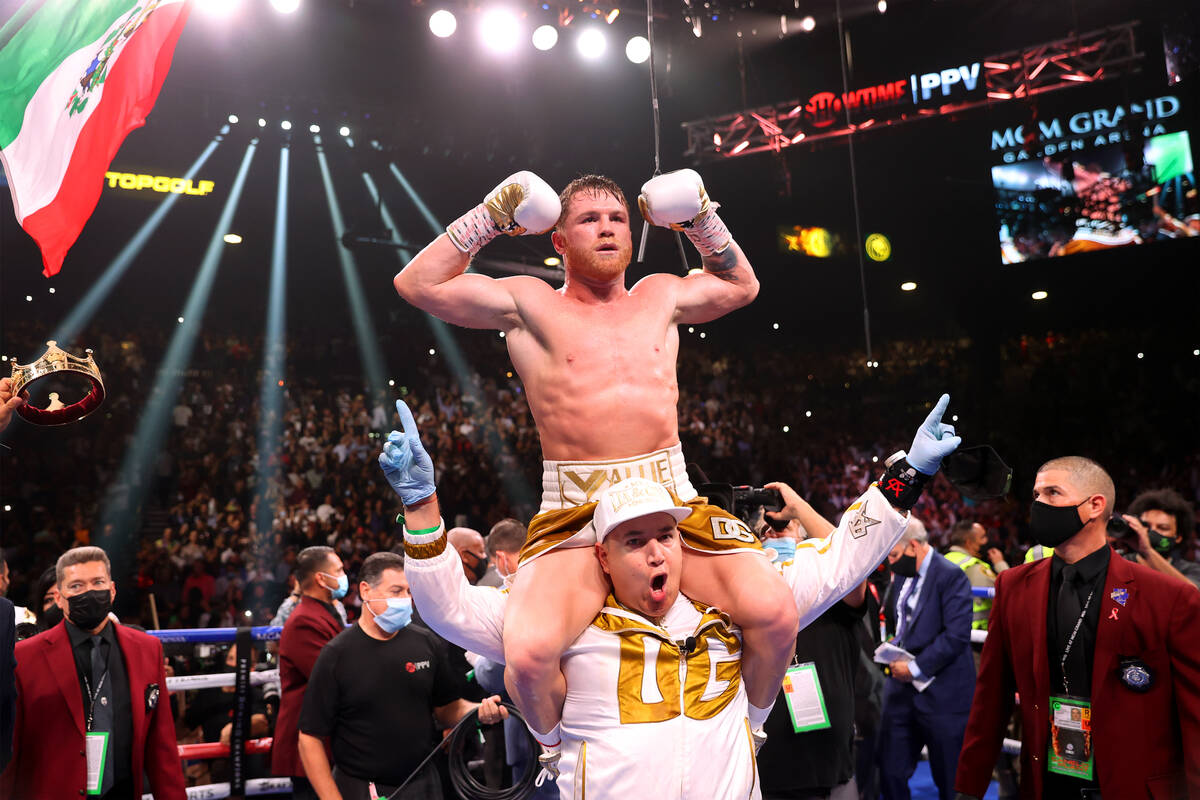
[393,171,561,330]
[637,169,759,323]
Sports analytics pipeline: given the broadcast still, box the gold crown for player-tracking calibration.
[10,340,104,396]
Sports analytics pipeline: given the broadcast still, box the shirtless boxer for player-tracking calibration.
[392,170,799,756]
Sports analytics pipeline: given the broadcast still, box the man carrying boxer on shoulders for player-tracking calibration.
[393,170,799,767]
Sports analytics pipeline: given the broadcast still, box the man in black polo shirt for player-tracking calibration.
[298,552,507,800]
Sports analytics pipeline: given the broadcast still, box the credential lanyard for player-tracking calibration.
[1060,587,1096,696]
[82,670,108,732]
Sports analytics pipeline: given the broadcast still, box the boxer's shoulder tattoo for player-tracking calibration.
[701,248,739,281]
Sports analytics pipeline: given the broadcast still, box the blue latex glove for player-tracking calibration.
[378,399,437,506]
[907,393,962,475]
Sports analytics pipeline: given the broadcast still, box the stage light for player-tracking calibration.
[790,132,806,143]
[223,233,243,244]
[772,323,779,330]
[480,9,521,54]
[280,120,292,130]
[731,141,750,154]
[429,9,457,37]
[258,118,266,128]
[625,35,650,64]
[429,348,437,355]
[687,326,694,333]
[606,8,620,23]
[1193,349,1199,356]
[270,0,300,13]
[713,133,722,146]
[389,379,395,386]
[228,114,239,124]
[900,281,916,291]
[339,125,350,137]
[872,456,879,463]
[577,28,606,59]
[309,124,320,133]
[877,0,886,13]
[782,426,790,433]
[24,295,31,302]
[2,506,9,512]
[48,287,55,294]
[1031,290,1048,300]
[544,256,561,266]
[532,24,559,51]
[805,410,812,418]
[177,316,184,323]
[952,415,959,422]
[499,332,506,338]
[699,332,707,339]
[1137,352,1144,359]
[800,15,815,31]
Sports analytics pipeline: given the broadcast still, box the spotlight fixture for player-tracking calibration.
[280,120,292,130]
[577,27,606,59]
[339,125,350,137]
[257,118,267,128]
[605,8,619,23]
[900,281,917,291]
[625,35,650,64]
[877,0,887,12]
[309,124,320,133]
[429,9,457,37]
[543,256,561,266]
[532,24,559,50]
[480,8,522,54]
[223,233,243,244]
[270,0,300,12]
[228,114,239,124]
[1031,290,1048,300]
[48,287,56,294]
[799,15,815,31]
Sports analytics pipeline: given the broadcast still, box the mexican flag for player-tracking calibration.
[0,0,191,277]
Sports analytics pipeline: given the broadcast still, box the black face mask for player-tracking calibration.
[39,603,64,631]
[889,552,919,578]
[67,588,112,630]
[1029,499,1089,548]
[1149,530,1177,556]
[466,554,489,584]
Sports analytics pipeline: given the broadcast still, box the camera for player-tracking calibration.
[1107,514,1174,555]
[699,483,786,530]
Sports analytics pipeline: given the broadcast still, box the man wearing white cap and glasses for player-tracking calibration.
[378,395,960,798]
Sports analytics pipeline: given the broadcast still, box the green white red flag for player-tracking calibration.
[0,0,191,277]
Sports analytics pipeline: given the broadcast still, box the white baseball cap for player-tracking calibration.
[593,478,693,543]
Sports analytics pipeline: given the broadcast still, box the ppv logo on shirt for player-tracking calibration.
[405,660,431,673]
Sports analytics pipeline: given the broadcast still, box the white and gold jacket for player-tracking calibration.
[402,484,907,799]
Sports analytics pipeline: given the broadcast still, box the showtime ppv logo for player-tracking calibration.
[405,660,431,673]
[803,61,980,128]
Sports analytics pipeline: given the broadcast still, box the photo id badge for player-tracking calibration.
[86,731,109,795]
[782,662,831,733]
[1047,695,1093,780]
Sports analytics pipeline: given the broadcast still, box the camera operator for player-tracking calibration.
[1114,488,1200,590]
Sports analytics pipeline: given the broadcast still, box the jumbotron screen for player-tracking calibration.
[992,131,1197,264]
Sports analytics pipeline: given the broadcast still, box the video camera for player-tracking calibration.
[1107,514,1174,556]
[699,483,787,531]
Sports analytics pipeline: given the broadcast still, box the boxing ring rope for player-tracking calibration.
[168,670,280,692]
[177,739,274,759]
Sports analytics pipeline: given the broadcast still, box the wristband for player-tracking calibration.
[447,203,501,256]
[683,206,732,256]
[876,451,931,511]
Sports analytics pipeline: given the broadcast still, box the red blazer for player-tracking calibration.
[956,549,1200,800]
[0,620,186,800]
[271,595,344,778]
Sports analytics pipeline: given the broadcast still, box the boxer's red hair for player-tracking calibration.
[557,175,628,229]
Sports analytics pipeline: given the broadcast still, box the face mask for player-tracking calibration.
[40,603,64,631]
[889,552,918,578]
[1029,498,1090,548]
[67,588,112,630]
[1149,529,1176,556]
[321,572,349,599]
[465,554,489,584]
[765,538,797,563]
[367,596,413,634]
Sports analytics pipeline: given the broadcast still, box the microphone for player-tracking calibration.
[678,636,696,655]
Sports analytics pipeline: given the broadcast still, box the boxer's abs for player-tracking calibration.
[526,376,680,460]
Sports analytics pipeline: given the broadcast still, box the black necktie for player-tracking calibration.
[89,636,115,795]
[1056,565,1085,694]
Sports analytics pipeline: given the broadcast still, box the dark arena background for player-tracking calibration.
[1,0,1198,797]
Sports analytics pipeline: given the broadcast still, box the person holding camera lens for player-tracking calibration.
[955,457,1200,800]
[1109,489,1200,590]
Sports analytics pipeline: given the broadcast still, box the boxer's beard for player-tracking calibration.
[562,237,632,283]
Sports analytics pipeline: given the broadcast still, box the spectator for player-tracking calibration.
[957,456,1200,799]
[0,546,186,799]
[485,518,526,587]
[878,518,975,800]
[182,644,271,783]
[0,550,35,627]
[1124,488,1200,589]
[297,552,506,799]
[272,546,348,800]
